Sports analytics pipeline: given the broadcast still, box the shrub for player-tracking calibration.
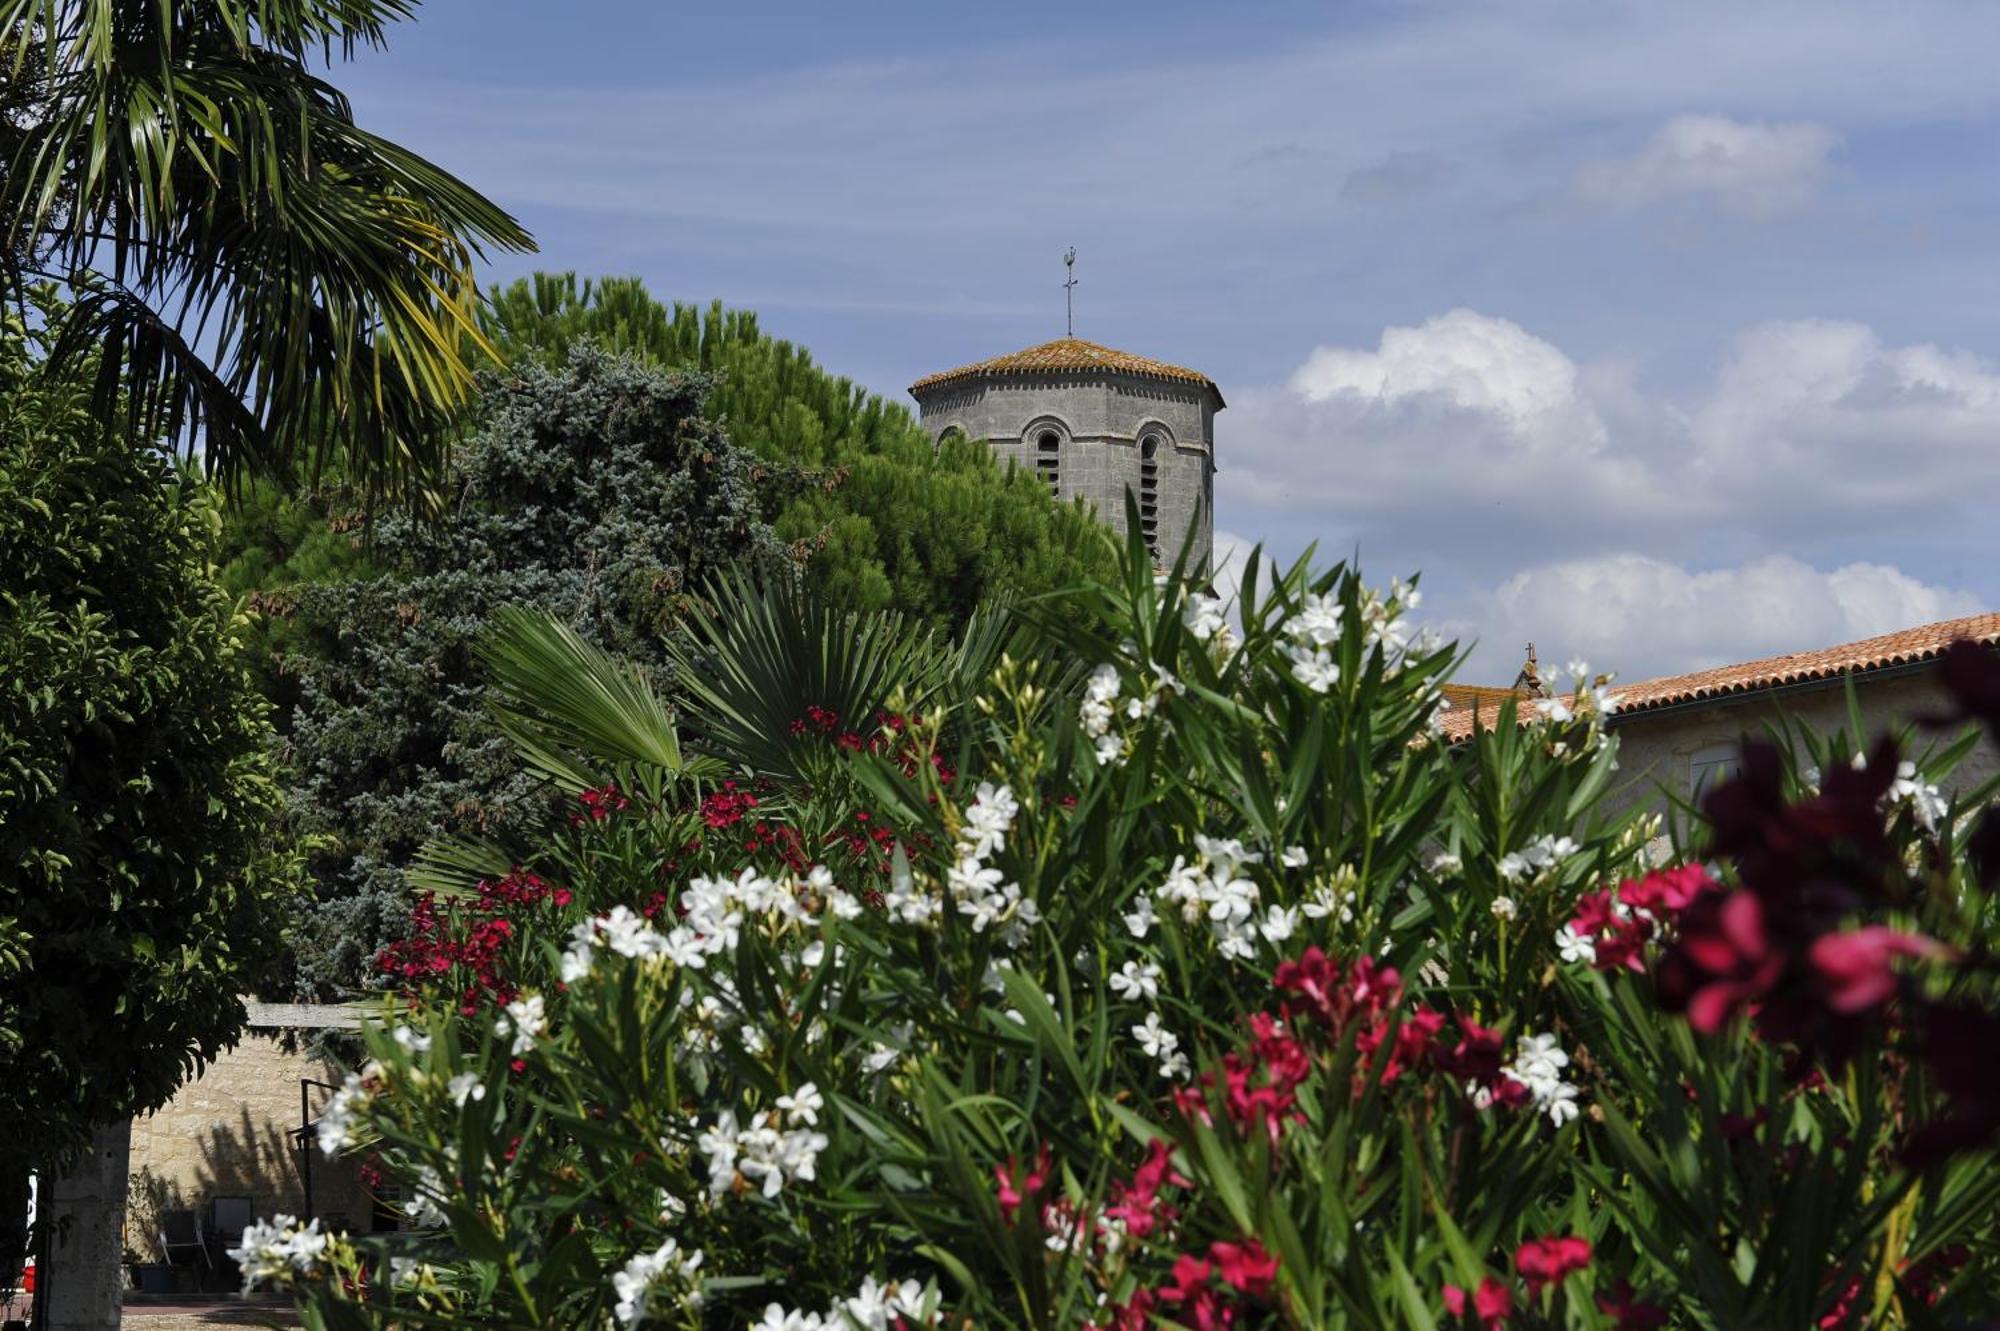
[0,292,303,1219]
[253,532,1999,1329]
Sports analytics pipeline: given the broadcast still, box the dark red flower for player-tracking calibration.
[1443,1276,1512,1329]
[1436,1019,1505,1086]
[1208,1238,1278,1297]
[1654,887,1785,1032]
[1514,1235,1592,1294]
[1273,947,1342,1027]
[1903,1003,2000,1166]
[1806,926,1947,1013]
[994,1145,1052,1224]
[1595,1278,1668,1328]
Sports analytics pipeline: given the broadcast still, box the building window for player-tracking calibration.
[1138,435,1161,555]
[936,426,966,456]
[1689,743,1741,798]
[1036,429,1060,496]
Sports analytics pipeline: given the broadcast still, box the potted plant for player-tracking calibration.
[125,1248,177,1295]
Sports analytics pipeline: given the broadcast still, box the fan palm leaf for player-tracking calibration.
[668,571,987,780]
[477,605,693,792]
[1,0,532,499]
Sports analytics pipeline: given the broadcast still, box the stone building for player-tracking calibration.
[909,337,1222,570]
[1444,613,2000,816]
[121,1005,376,1272]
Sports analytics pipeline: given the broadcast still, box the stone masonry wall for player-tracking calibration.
[1603,672,1999,821]
[915,372,1217,570]
[124,1031,374,1262]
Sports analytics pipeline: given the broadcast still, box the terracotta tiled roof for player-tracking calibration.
[1438,612,2000,741]
[910,337,1222,403]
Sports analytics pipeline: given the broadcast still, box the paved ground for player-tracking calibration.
[1,1295,300,1328]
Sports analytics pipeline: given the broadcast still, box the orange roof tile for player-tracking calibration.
[1438,612,2000,742]
[910,337,1222,403]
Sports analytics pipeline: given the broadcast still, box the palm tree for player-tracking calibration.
[0,0,533,502]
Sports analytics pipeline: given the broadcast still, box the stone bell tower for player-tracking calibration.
[908,336,1222,571]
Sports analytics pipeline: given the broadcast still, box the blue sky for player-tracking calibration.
[344,1,2000,681]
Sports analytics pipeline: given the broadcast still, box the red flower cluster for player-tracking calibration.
[569,783,629,827]
[1104,1138,1190,1241]
[1173,949,1520,1150]
[1514,1234,1591,1294]
[1564,866,1711,974]
[1654,740,1946,1063]
[701,781,760,829]
[993,1145,1052,1224]
[1442,1277,1511,1330]
[1440,1237,1602,1329]
[791,705,958,785]
[1594,1278,1668,1328]
[374,869,572,1013]
[1153,1237,1280,1327]
[1093,1237,1280,1331]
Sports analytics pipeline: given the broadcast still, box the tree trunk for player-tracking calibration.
[38,1122,128,1331]
[0,1162,27,1296]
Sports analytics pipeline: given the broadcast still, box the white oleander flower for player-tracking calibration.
[1110,959,1163,1002]
[315,1072,371,1158]
[612,1237,705,1327]
[1290,592,1343,647]
[1489,895,1518,922]
[1279,844,1310,869]
[777,1082,824,1127]
[494,994,546,1057]
[1287,643,1340,693]
[1183,593,1228,641]
[1555,926,1597,966]
[1123,895,1157,938]
[843,1275,927,1331]
[1260,904,1300,943]
[446,1072,485,1107]
[391,1025,431,1055]
[1132,1012,1185,1078]
[1886,760,1949,831]
[228,1215,327,1292]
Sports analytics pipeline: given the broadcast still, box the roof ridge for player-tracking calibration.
[1440,610,2000,740]
[910,336,1221,401]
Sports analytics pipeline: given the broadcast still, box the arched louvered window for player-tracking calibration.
[1138,435,1161,555]
[1036,430,1060,496]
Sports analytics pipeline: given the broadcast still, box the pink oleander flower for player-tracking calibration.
[1515,1235,1592,1294]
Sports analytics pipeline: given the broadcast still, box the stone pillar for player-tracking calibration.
[41,1122,129,1331]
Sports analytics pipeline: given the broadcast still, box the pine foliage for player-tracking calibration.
[482,273,1115,623]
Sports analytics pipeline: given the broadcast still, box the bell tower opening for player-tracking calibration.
[1139,434,1161,556]
[1036,429,1061,496]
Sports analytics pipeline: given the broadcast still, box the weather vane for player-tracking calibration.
[1063,247,1078,337]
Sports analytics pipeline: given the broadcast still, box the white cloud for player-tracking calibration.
[1577,114,1839,216]
[1224,310,1676,566]
[1290,309,1605,444]
[1207,529,1256,597]
[1482,553,1981,680]
[1692,318,2000,508]
[1226,309,2000,573]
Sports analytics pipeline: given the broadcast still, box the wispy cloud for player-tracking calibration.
[1577,115,1839,216]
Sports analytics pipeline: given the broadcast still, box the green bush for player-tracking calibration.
[244,532,2000,1329]
[0,292,304,1176]
[280,342,791,997]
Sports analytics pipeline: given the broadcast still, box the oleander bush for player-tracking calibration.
[245,528,2000,1329]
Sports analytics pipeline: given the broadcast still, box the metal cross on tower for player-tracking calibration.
[1063,247,1078,336]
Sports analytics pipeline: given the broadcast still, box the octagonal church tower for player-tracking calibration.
[909,338,1222,571]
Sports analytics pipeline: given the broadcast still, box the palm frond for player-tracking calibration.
[478,607,685,792]
[667,571,963,779]
[1,0,534,497]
